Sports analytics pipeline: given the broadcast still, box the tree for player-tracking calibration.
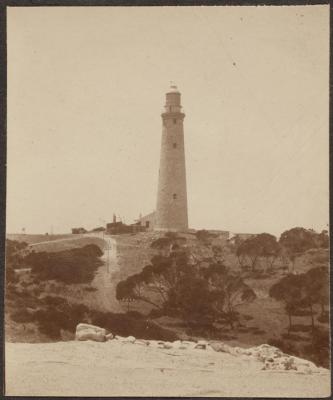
[116,254,190,311]
[300,267,329,330]
[269,274,305,332]
[236,238,259,272]
[279,227,327,271]
[270,267,329,333]
[314,230,329,249]
[166,275,213,322]
[116,255,256,329]
[195,230,211,244]
[236,233,280,272]
[6,239,28,268]
[203,264,256,328]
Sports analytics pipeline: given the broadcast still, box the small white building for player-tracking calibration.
[136,211,156,231]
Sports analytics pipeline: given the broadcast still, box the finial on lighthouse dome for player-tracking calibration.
[169,81,179,93]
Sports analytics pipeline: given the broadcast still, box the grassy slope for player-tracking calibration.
[6,235,108,342]
[7,234,73,244]
[28,236,107,252]
[5,232,329,365]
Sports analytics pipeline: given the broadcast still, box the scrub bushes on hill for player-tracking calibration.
[25,244,103,284]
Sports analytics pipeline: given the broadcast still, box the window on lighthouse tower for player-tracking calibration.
[173,193,177,200]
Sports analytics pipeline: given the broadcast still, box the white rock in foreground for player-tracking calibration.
[75,323,106,342]
[74,323,326,375]
[114,335,136,343]
[214,343,326,374]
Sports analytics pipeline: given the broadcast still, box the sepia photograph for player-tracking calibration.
[4,3,330,397]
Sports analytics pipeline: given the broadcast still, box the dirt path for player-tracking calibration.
[5,341,330,397]
[89,235,123,312]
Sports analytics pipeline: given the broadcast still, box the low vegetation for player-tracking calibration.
[116,228,329,367]
[5,239,176,342]
[116,253,256,330]
[5,227,330,369]
[25,244,103,284]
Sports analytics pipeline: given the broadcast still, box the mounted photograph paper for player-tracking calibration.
[4,4,330,397]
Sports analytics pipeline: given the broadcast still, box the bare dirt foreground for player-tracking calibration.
[5,341,330,397]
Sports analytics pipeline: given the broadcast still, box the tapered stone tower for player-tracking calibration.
[155,84,188,231]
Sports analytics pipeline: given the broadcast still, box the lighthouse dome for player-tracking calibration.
[168,82,180,93]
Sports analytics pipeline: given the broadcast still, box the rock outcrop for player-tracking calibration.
[75,323,106,342]
[74,323,326,374]
[213,342,326,374]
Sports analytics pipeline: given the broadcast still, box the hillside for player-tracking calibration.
[5,231,330,375]
[6,233,74,244]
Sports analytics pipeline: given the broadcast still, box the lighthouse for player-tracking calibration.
[155,84,188,231]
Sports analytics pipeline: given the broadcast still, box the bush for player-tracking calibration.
[267,337,300,356]
[289,324,312,332]
[302,329,330,368]
[125,311,144,319]
[267,338,283,348]
[83,286,97,292]
[317,312,329,323]
[281,332,309,341]
[195,230,211,242]
[148,308,165,319]
[292,309,316,317]
[26,244,103,284]
[10,309,34,323]
[252,329,266,335]
[151,237,172,249]
[6,268,18,284]
[33,301,90,339]
[41,296,68,307]
[269,328,330,368]
[165,232,178,239]
[251,271,271,279]
[241,314,254,321]
[90,311,178,341]
[6,239,28,269]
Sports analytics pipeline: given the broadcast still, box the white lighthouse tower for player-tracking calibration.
[155,84,188,231]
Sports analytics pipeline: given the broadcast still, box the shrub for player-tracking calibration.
[10,309,34,323]
[241,314,254,321]
[269,328,330,368]
[33,302,90,339]
[281,332,308,341]
[125,311,144,319]
[289,324,312,332]
[83,286,97,292]
[291,309,315,317]
[302,328,330,368]
[267,337,300,356]
[151,237,172,249]
[33,287,42,297]
[41,296,68,307]
[90,311,178,341]
[6,268,18,284]
[165,232,178,239]
[195,230,211,242]
[252,329,266,335]
[317,312,329,323]
[26,244,103,284]
[148,308,165,319]
[267,338,284,348]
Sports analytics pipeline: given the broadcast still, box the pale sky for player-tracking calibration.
[7,5,329,236]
